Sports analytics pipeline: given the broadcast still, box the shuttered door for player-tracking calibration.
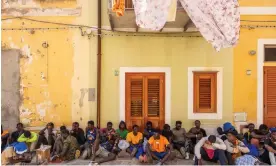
[264,66,276,127]
[125,73,165,130]
[194,72,217,113]
[145,74,165,129]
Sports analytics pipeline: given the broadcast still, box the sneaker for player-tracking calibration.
[193,155,195,161]
[156,161,162,165]
[185,152,190,160]
[75,150,81,159]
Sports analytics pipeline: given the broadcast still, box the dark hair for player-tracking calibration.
[133,125,139,129]
[73,122,79,126]
[17,123,23,127]
[60,126,66,131]
[163,124,170,130]
[47,122,54,127]
[1,125,3,134]
[62,129,70,135]
[146,121,152,126]
[195,120,201,123]
[119,121,126,129]
[107,122,113,126]
[259,124,268,131]
[247,123,255,127]
[176,121,182,125]
[88,121,94,126]
[208,135,216,143]
[228,130,238,137]
[24,130,31,138]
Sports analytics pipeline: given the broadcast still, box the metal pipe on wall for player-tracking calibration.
[96,0,102,128]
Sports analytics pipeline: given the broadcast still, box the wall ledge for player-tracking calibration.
[1,7,82,16]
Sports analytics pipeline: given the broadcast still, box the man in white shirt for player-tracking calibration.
[194,135,227,165]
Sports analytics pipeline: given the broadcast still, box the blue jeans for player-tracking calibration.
[129,144,144,159]
[194,147,227,165]
[153,151,168,159]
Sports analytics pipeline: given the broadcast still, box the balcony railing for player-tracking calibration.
[108,0,184,10]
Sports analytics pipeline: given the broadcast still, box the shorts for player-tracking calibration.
[95,146,110,158]
[153,151,167,159]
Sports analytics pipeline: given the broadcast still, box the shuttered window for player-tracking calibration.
[147,79,160,117]
[193,72,217,113]
[130,79,143,117]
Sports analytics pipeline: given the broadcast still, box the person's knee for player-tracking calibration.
[217,149,225,154]
[109,153,116,160]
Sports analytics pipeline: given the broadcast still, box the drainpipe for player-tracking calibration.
[96,0,102,128]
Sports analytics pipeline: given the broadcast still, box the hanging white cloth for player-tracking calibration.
[179,0,240,51]
[132,0,172,31]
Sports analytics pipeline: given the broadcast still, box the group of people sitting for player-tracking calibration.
[1,120,276,165]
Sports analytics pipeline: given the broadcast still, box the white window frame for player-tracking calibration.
[188,67,223,119]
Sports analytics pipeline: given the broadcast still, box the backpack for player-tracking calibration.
[235,155,260,165]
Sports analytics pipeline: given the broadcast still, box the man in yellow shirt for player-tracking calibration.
[146,132,173,165]
[126,125,144,159]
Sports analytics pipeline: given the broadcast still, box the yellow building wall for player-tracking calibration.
[101,37,234,129]
[1,0,98,129]
[239,0,276,6]
[233,15,276,124]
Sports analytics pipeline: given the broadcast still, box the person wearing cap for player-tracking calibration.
[264,128,276,165]
[194,135,227,165]
[217,122,239,141]
[224,131,250,165]
[146,132,174,165]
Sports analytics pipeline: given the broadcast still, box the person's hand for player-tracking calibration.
[265,145,274,152]
[233,148,239,153]
[198,159,202,165]
[197,133,203,139]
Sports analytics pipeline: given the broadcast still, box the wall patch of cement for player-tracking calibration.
[1,50,21,130]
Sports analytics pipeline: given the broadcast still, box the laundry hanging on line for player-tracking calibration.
[178,0,240,51]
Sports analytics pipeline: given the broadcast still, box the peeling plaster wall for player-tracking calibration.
[1,0,97,128]
[1,50,20,131]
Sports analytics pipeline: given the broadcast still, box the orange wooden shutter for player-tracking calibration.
[264,66,276,127]
[125,74,144,130]
[147,78,160,117]
[194,72,217,113]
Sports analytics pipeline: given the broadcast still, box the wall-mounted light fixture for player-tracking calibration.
[249,50,256,56]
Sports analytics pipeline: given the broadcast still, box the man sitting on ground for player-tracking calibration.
[144,121,158,140]
[81,121,98,159]
[55,129,79,161]
[186,120,207,153]
[224,131,250,165]
[17,130,38,152]
[70,122,86,146]
[10,123,25,144]
[161,124,173,143]
[194,135,227,165]
[36,122,57,152]
[146,132,174,165]
[172,121,190,159]
[264,128,276,165]
[126,125,144,160]
[100,122,116,143]
[243,123,255,144]
[52,126,67,156]
[90,129,116,164]
[251,124,270,164]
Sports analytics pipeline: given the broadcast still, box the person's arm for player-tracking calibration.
[224,140,235,153]
[237,141,250,153]
[39,126,47,135]
[195,137,206,159]
[80,129,86,144]
[26,132,38,143]
[264,139,276,154]
[17,133,27,142]
[143,129,149,138]
[251,131,266,139]
[186,129,196,138]
[213,137,226,150]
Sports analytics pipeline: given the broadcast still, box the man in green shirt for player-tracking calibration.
[17,130,38,152]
